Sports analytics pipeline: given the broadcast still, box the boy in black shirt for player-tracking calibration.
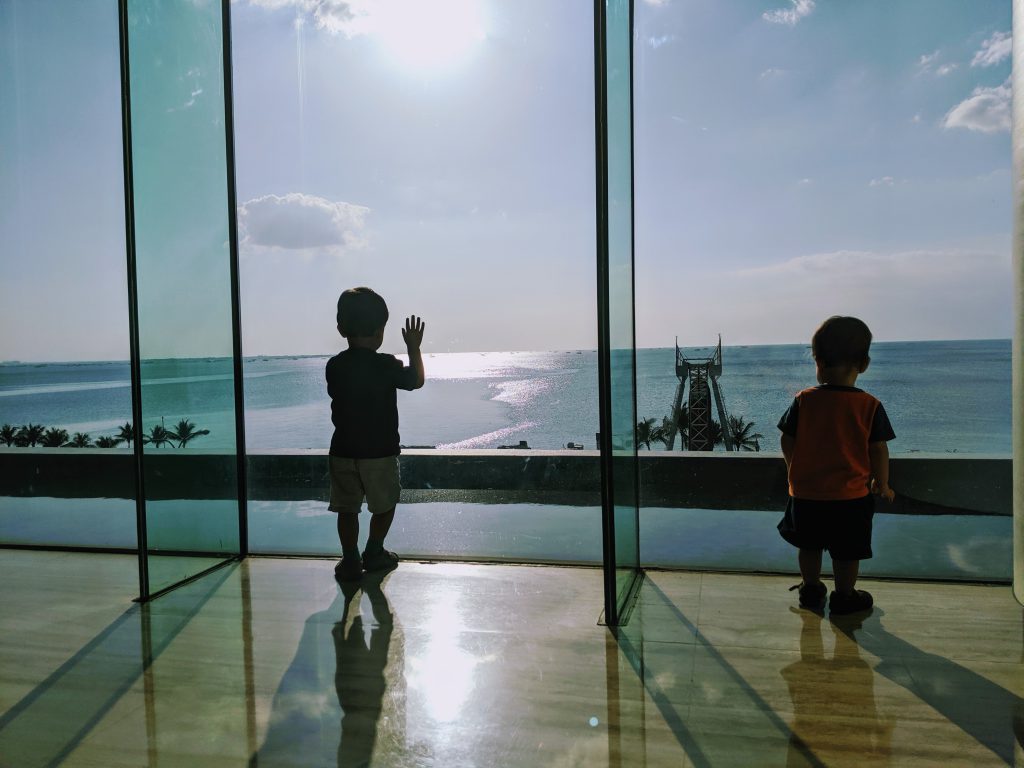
[327,287,425,581]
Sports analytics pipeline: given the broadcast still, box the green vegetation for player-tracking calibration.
[638,410,762,452]
[0,419,210,449]
[728,415,764,452]
[117,422,134,447]
[67,432,93,448]
[142,423,173,448]
[40,428,69,447]
[169,419,210,448]
[636,417,659,450]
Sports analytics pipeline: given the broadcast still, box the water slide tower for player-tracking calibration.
[663,336,734,451]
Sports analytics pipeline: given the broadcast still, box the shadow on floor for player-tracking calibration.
[252,571,399,768]
[0,564,235,766]
[610,579,825,768]
[834,607,1024,765]
[783,608,893,766]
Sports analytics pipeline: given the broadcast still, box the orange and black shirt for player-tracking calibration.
[778,385,895,501]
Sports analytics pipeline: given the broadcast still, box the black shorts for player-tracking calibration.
[777,494,874,561]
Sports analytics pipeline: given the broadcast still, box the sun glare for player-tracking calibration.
[370,0,487,75]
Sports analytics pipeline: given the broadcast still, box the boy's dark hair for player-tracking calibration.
[812,316,872,368]
[337,287,388,337]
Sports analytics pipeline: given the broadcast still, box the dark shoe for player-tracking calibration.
[829,589,873,615]
[789,581,827,610]
[334,556,363,582]
[362,548,399,573]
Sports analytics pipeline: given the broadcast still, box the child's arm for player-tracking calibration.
[780,433,795,471]
[402,315,426,389]
[869,441,895,501]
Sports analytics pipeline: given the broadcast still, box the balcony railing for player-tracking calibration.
[0,448,1011,517]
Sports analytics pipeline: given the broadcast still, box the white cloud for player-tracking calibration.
[918,50,957,77]
[728,249,1011,341]
[642,0,670,5]
[912,114,922,123]
[944,78,1011,134]
[738,249,1005,284]
[242,1,374,37]
[647,34,675,50]
[869,176,894,187]
[760,67,786,79]
[238,193,369,250]
[797,178,813,186]
[762,0,814,26]
[971,30,1011,68]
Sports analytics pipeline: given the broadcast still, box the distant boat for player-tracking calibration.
[497,440,530,449]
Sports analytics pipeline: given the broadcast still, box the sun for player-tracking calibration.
[369,0,487,75]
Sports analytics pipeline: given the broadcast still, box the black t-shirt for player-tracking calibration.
[326,348,419,458]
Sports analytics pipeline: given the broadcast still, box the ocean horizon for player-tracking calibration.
[0,339,1012,455]
[1,338,1012,580]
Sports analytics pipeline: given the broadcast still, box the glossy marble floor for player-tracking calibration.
[1,552,1022,767]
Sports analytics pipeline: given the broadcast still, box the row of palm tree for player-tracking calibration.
[636,409,764,452]
[0,419,209,449]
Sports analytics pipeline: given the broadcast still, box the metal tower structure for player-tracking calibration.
[664,336,735,451]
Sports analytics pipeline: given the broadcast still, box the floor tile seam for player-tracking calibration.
[694,572,705,635]
[631,637,700,648]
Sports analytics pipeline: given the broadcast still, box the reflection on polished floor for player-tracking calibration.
[1,551,1022,767]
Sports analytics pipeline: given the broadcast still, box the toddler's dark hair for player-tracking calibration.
[812,316,872,368]
[337,287,388,337]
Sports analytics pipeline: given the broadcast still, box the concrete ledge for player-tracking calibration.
[0,448,1011,515]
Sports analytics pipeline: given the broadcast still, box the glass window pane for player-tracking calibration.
[231,2,601,566]
[126,0,241,592]
[0,0,135,552]
[634,0,1013,581]
[607,0,641,610]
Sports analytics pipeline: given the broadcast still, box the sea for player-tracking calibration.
[1,339,1013,581]
[0,339,1012,454]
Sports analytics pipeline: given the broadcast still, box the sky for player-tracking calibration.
[0,0,1015,361]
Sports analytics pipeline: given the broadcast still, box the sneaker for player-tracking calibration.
[829,589,873,615]
[361,547,399,573]
[334,555,363,582]
[789,581,827,610]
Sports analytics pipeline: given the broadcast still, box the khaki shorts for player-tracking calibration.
[328,455,401,514]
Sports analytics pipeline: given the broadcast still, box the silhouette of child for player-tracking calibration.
[777,316,895,614]
[326,287,425,581]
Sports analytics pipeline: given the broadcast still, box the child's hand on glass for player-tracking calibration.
[402,316,425,350]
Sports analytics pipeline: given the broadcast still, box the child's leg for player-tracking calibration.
[360,457,401,562]
[833,559,860,595]
[366,508,395,551]
[798,548,823,586]
[337,512,360,556]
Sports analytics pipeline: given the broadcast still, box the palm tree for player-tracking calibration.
[728,415,764,452]
[653,415,676,450]
[40,428,69,447]
[169,419,210,448]
[1,424,18,446]
[143,423,173,449]
[65,432,92,448]
[635,417,659,450]
[116,422,134,447]
[95,436,120,448]
[15,423,45,447]
[708,419,724,448]
[673,405,690,448]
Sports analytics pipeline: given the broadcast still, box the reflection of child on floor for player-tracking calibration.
[327,287,425,582]
[782,610,893,766]
[777,316,895,614]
